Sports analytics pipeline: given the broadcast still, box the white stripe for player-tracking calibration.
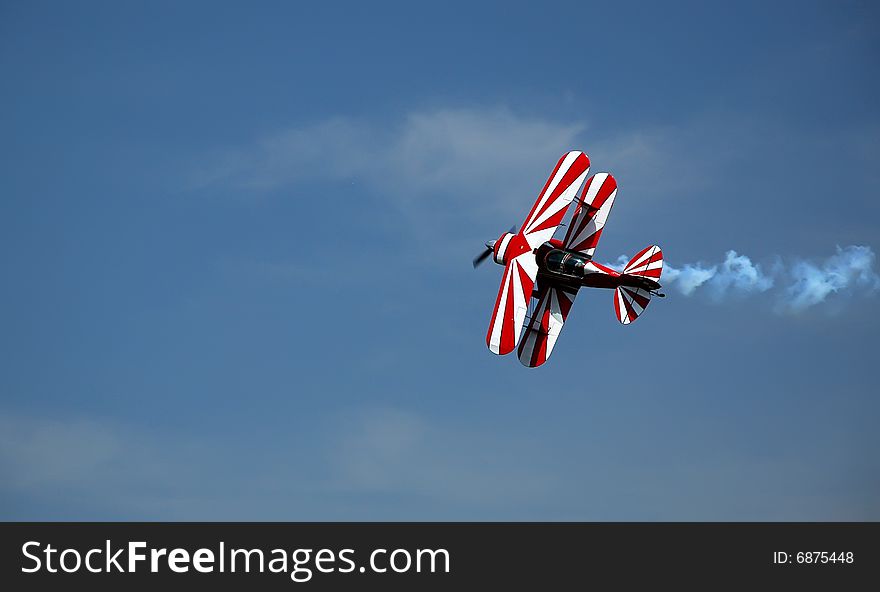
[564,173,616,254]
[545,289,561,354]
[616,289,628,324]
[488,264,512,353]
[524,166,588,239]
[518,330,537,365]
[627,259,663,274]
[625,246,657,273]
[518,292,546,365]
[516,251,539,283]
[511,261,530,348]
[523,151,582,232]
[582,172,608,206]
[584,261,614,275]
[569,188,616,251]
[494,232,514,264]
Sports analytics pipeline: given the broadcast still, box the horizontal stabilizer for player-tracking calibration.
[615,245,663,325]
[614,286,652,325]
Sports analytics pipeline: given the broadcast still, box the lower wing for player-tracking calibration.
[517,282,579,367]
[486,254,538,355]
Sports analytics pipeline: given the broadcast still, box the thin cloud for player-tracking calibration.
[0,408,557,519]
[190,107,701,225]
[0,414,120,490]
[192,106,879,313]
[331,407,557,506]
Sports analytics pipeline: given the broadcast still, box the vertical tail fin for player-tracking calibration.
[623,245,663,280]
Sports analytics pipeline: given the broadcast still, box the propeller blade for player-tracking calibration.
[472,226,513,270]
[472,247,492,269]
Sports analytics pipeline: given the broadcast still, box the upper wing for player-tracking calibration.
[562,172,618,258]
[486,151,589,356]
[520,151,591,250]
[517,282,579,367]
[486,253,538,355]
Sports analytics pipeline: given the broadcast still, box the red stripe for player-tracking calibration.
[633,267,662,278]
[518,292,536,366]
[589,174,617,210]
[521,155,566,232]
[564,173,616,252]
[524,152,588,231]
[625,248,663,275]
[622,292,638,322]
[534,153,588,221]
[486,264,512,349]
[589,261,621,275]
[534,333,548,366]
[517,286,551,367]
[562,176,592,245]
[571,230,600,252]
[528,206,569,234]
[557,288,574,319]
[626,246,652,270]
[516,262,532,302]
[499,271,516,353]
[536,292,553,366]
[626,288,651,309]
[564,206,588,247]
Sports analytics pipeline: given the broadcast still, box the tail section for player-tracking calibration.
[623,245,663,280]
[614,246,663,325]
[614,286,652,324]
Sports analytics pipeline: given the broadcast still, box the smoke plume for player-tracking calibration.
[633,245,879,313]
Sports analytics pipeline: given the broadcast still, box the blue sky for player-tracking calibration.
[1,0,878,519]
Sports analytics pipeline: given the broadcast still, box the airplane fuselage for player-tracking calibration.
[534,241,662,293]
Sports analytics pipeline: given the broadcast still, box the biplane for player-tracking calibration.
[473,150,664,367]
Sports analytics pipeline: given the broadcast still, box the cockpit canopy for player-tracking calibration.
[544,249,587,277]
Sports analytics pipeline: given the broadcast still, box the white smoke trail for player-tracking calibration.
[620,245,879,312]
[663,250,774,299]
[782,245,880,312]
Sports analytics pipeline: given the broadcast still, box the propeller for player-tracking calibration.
[472,241,495,268]
[472,225,517,269]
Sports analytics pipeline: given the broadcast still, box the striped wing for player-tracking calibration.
[486,254,538,355]
[562,172,618,258]
[486,151,589,356]
[520,151,591,250]
[517,283,579,367]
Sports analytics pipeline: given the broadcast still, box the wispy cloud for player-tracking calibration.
[0,414,121,491]
[190,107,706,226]
[192,106,878,313]
[655,245,879,312]
[0,410,319,518]
[331,407,556,506]
[0,407,555,519]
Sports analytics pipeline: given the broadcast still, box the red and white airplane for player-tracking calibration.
[473,150,664,367]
